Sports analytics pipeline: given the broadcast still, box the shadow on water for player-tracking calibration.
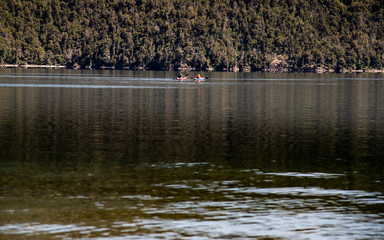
[0,69,384,239]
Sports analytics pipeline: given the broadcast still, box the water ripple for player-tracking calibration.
[0,223,95,235]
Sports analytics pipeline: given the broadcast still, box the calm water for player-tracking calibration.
[0,69,383,239]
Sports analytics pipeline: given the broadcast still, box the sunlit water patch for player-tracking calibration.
[2,208,383,239]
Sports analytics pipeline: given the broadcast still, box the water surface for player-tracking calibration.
[0,69,383,239]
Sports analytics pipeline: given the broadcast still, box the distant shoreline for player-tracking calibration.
[1,64,383,73]
[0,64,66,69]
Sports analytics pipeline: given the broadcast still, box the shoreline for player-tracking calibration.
[1,64,383,73]
[0,64,66,69]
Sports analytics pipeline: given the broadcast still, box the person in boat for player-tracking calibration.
[196,74,201,79]
[177,72,184,78]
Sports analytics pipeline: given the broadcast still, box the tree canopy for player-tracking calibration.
[0,0,383,71]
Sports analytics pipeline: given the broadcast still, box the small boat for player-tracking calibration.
[177,77,187,81]
[194,77,205,82]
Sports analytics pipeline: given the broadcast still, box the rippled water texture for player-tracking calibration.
[0,69,383,239]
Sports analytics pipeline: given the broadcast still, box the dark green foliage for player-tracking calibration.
[0,0,383,71]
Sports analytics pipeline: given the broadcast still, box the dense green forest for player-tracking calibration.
[0,0,383,71]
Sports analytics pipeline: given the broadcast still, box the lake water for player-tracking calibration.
[0,69,383,239]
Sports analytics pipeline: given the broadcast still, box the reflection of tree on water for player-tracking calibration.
[1,73,384,175]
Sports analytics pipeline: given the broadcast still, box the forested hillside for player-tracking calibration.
[0,0,383,71]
